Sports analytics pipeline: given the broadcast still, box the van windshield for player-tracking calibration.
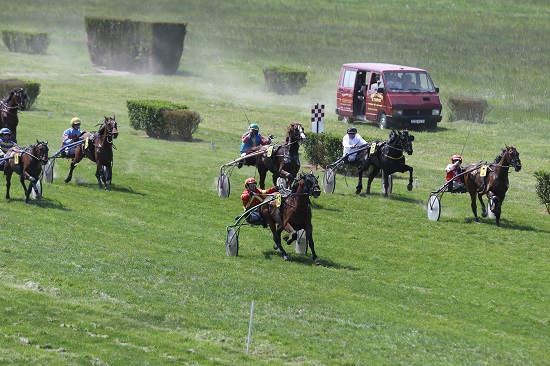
[383,71,436,92]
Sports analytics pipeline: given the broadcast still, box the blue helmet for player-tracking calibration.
[0,128,11,135]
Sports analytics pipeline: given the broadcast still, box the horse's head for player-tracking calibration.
[102,116,119,140]
[35,140,49,164]
[399,130,414,155]
[287,123,306,145]
[14,88,27,111]
[293,171,321,198]
[506,145,522,172]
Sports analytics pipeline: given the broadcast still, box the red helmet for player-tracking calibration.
[451,154,462,163]
[245,177,257,188]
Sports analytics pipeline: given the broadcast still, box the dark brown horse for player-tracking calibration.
[65,116,118,190]
[261,172,322,264]
[355,129,415,196]
[463,145,522,226]
[1,88,27,142]
[252,123,305,189]
[4,140,49,203]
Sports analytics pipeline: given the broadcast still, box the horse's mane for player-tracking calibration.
[285,123,298,143]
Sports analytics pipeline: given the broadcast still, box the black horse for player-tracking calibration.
[248,123,306,189]
[463,145,522,226]
[65,116,118,190]
[261,172,322,264]
[355,129,415,196]
[1,88,27,142]
[4,140,49,203]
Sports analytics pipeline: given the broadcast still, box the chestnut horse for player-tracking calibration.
[4,140,49,203]
[463,145,522,226]
[1,88,27,142]
[254,123,306,189]
[261,172,322,264]
[355,129,415,196]
[65,116,118,190]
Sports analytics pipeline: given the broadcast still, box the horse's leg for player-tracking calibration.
[273,224,290,260]
[366,167,379,195]
[95,162,105,189]
[406,165,414,191]
[259,168,266,190]
[65,151,83,183]
[382,171,390,197]
[356,166,363,194]
[305,226,321,265]
[5,171,11,199]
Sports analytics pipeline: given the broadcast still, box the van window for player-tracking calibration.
[385,71,436,92]
[343,69,356,88]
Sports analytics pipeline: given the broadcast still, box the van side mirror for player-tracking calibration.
[435,87,439,93]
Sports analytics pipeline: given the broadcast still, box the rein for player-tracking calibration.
[381,142,406,160]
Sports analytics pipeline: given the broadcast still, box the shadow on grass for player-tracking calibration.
[74,182,146,196]
[262,249,359,270]
[6,197,67,210]
[460,216,550,234]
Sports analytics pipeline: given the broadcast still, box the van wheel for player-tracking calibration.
[378,113,388,129]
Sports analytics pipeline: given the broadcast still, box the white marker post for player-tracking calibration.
[311,103,325,133]
[246,301,255,354]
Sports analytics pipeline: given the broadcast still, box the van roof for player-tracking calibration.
[342,63,426,72]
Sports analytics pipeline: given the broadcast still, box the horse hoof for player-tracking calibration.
[407,184,413,191]
[475,217,480,222]
[314,258,321,265]
[482,212,488,218]
[283,255,290,261]
[273,244,278,250]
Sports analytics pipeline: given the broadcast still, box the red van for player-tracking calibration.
[335,63,442,130]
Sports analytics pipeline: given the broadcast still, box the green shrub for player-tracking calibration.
[2,30,50,55]
[447,97,492,123]
[263,66,307,95]
[127,99,189,138]
[86,17,186,74]
[163,110,202,141]
[0,79,41,109]
[534,170,550,214]
[303,132,343,168]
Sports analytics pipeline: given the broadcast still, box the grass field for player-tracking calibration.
[1,0,549,365]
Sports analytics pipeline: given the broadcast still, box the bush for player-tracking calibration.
[263,66,307,95]
[2,30,50,55]
[447,97,492,123]
[163,110,202,141]
[0,79,41,109]
[534,170,550,214]
[86,17,186,74]
[126,99,189,139]
[303,132,343,168]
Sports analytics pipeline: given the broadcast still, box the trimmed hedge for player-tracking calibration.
[534,170,550,214]
[86,17,186,74]
[0,79,41,109]
[263,66,307,95]
[2,30,50,55]
[303,132,343,168]
[127,99,199,140]
[447,97,492,123]
[164,110,202,141]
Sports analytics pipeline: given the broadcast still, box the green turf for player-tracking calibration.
[0,0,549,364]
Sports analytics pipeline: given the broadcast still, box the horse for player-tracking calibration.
[355,129,415,197]
[65,116,119,190]
[252,123,305,189]
[261,172,322,264]
[463,145,522,226]
[3,140,49,203]
[1,87,27,142]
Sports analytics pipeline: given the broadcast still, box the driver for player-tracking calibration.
[241,177,277,226]
[445,154,467,193]
[0,127,17,171]
[238,123,271,168]
[61,117,83,158]
[342,127,367,163]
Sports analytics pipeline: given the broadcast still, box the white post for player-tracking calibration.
[246,301,255,354]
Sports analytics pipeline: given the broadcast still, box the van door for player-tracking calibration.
[336,68,356,118]
[365,71,384,122]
